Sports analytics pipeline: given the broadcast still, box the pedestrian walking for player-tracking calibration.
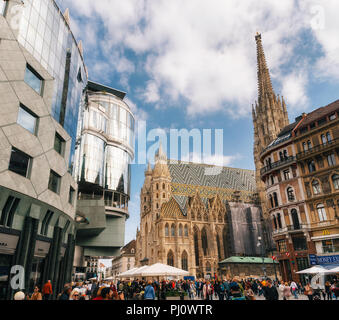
[304,283,313,301]
[263,279,279,300]
[290,281,298,299]
[30,286,42,300]
[282,282,292,300]
[144,280,155,300]
[42,280,53,300]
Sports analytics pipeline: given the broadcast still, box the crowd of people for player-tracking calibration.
[12,276,339,301]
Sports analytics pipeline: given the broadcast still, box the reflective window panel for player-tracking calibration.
[9,148,31,178]
[17,104,38,134]
[18,0,88,173]
[0,0,6,15]
[24,64,43,95]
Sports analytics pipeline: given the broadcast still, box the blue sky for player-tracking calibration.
[57,0,339,245]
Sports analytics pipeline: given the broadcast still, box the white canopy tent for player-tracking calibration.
[296,265,339,274]
[116,266,149,278]
[133,263,189,277]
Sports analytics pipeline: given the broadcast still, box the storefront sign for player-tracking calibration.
[322,230,330,236]
[0,233,19,255]
[34,240,50,258]
[309,254,339,265]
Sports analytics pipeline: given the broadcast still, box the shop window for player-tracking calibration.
[8,147,32,178]
[322,239,339,253]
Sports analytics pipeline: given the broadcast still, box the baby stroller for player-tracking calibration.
[312,288,322,300]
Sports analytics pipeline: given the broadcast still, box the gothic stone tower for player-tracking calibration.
[252,33,289,222]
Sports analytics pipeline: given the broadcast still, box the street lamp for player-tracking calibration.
[257,236,267,279]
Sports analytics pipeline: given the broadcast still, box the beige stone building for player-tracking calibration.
[135,146,267,278]
[111,240,136,279]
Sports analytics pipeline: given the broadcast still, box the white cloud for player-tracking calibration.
[281,71,309,112]
[60,0,339,117]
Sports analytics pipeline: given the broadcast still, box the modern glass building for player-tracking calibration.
[0,0,87,299]
[73,81,135,278]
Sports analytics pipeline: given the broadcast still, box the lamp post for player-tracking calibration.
[257,236,267,279]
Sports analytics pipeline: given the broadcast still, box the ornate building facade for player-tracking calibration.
[135,145,266,278]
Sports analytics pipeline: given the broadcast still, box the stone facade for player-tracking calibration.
[111,240,136,279]
[135,145,266,278]
[0,0,86,299]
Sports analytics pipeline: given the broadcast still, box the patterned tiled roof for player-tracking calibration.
[166,161,257,215]
[161,197,186,219]
[168,161,256,192]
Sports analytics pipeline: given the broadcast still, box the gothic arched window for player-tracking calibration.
[181,251,188,271]
[201,228,208,256]
[179,224,183,237]
[194,228,199,266]
[171,224,175,237]
[165,224,169,237]
[162,183,166,190]
[167,250,174,266]
[184,225,188,237]
[291,209,300,230]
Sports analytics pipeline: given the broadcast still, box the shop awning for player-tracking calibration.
[296,264,339,274]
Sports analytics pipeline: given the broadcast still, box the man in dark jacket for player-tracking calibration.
[58,286,72,300]
[263,280,279,300]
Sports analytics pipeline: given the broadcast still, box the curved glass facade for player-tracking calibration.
[77,90,135,197]
[79,134,105,186]
[17,0,87,171]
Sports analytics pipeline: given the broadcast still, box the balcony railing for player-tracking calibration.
[260,156,296,176]
[296,138,339,160]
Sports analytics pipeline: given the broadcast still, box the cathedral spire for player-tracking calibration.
[255,32,275,103]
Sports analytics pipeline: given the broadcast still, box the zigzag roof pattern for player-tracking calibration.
[163,161,257,216]
[161,197,185,219]
[167,161,256,192]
